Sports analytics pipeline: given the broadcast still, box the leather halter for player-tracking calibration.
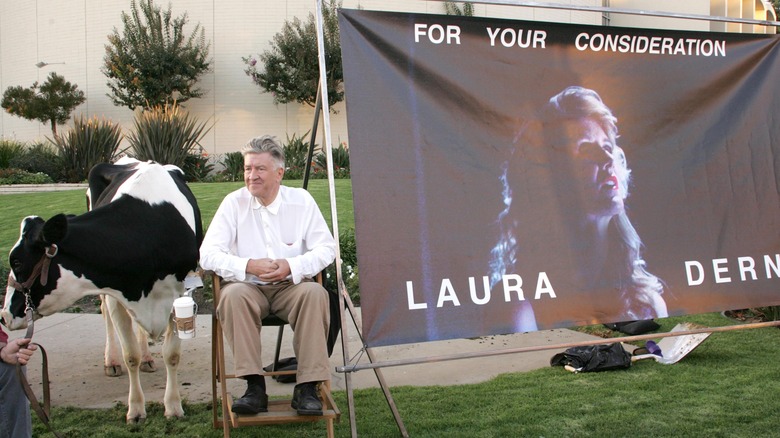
[8,244,58,293]
[7,244,57,340]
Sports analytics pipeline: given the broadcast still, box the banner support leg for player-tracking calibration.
[303,84,321,191]
[340,282,409,437]
[311,2,409,433]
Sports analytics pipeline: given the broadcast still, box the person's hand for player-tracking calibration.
[258,259,291,283]
[246,258,279,277]
[1,338,37,365]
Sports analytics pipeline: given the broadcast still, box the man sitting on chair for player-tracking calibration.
[200,135,337,416]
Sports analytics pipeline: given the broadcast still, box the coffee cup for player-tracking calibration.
[172,296,197,339]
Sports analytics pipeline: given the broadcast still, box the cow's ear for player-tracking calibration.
[42,214,69,244]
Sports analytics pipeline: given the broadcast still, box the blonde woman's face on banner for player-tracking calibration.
[557,117,625,218]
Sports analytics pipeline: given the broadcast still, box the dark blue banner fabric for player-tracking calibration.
[339,9,780,347]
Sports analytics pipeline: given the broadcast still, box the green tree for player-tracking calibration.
[1,72,86,137]
[243,0,343,108]
[444,1,474,16]
[103,0,211,110]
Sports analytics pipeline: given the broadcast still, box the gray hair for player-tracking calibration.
[241,135,285,169]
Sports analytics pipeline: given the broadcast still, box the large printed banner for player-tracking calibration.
[339,9,780,347]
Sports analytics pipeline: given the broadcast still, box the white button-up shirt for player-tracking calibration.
[199,185,337,284]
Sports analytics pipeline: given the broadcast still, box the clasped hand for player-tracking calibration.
[1,338,37,366]
[247,257,291,283]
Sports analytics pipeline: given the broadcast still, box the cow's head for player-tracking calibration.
[2,214,68,329]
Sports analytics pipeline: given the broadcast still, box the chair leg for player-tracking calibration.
[272,325,284,371]
[212,311,232,437]
[210,274,231,437]
[322,381,336,438]
[211,314,219,429]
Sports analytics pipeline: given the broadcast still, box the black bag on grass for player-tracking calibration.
[603,319,660,335]
[550,343,632,372]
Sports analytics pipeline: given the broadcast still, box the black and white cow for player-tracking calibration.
[1,158,203,423]
[87,157,169,377]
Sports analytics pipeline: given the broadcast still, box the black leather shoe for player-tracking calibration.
[231,384,268,415]
[291,382,323,416]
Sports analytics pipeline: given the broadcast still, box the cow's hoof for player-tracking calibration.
[104,365,123,377]
[140,360,156,373]
[164,405,185,419]
[126,414,146,425]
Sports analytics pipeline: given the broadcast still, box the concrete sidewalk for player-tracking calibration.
[9,311,602,409]
[0,183,88,194]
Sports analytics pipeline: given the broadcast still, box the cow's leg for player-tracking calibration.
[101,296,124,377]
[105,297,146,424]
[137,325,157,373]
[162,317,184,418]
[104,299,155,375]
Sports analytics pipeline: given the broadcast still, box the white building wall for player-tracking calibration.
[609,0,712,30]
[610,0,776,33]
[0,0,770,157]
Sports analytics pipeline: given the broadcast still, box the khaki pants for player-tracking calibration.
[217,279,331,384]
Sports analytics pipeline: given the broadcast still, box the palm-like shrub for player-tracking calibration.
[220,151,244,182]
[53,116,124,182]
[444,1,475,15]
[0,139,25,168]
[127,103,212,170]
[314,141,350,174]
[182,152,213,182]
[282,131,314,180]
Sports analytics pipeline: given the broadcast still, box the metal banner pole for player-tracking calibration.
[426,0,780,27]
[337,320,780,373]
[313,1,408,436]
[303,85,321,191]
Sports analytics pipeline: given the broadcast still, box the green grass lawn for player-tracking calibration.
[29,312,780,437]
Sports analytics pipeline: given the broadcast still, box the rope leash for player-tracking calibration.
[16,308,63,438]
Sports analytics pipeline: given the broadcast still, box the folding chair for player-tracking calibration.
[210,272,340,437]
